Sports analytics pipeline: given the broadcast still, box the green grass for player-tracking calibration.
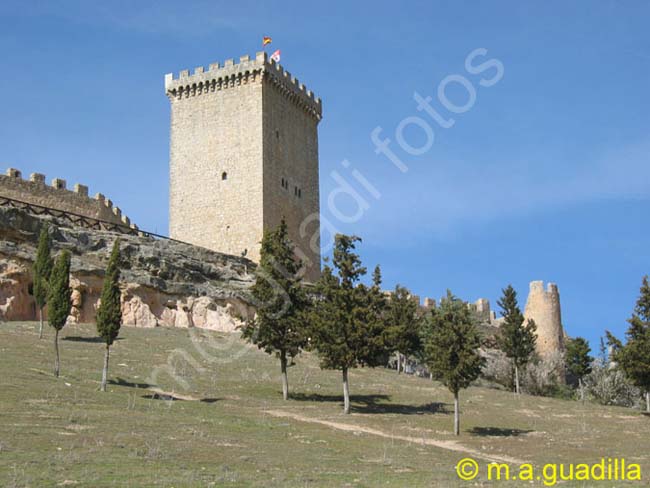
[1,322,649,487]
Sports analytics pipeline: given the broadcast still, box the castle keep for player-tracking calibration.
[165,52,322,282]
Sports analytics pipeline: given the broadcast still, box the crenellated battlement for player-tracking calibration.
[164,52,322,121]
[529,280,559,298]
[0,167,137,230]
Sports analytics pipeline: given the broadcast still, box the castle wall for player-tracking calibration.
[423,297,436,309]
[523,280,565,358]
[0,168,134,228]
[166,52,322,282]
[473,298,495,324]
[475,298,490,314]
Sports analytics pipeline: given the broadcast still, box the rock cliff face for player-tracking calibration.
[0,207,256,331]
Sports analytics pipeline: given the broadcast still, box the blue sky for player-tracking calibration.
[1,0,649,351]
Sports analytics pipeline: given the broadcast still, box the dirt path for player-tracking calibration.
[265,409,525,464]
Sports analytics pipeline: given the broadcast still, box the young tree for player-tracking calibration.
[366,265,389,365]
[309,235,386,414]
[385,285,421,374]
[421,291,484,435]
[607,276,650,413]
[598,336,608,365]
[32,224,53,339]
[496,285,537,394]
[372,265,382,290]
[242,220,308,400]
[47,250,71,377]
[565,337,592,401]
[96,240,122,392]
[368,265,387,321]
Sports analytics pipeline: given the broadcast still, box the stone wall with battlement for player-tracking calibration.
[471,298,498,324]
[420,294,498,324]
[389,282,563,358]
[0,168,136,229]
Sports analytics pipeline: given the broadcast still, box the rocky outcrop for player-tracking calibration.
[0,206,256,331]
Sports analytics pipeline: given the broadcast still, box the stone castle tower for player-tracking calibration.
[523,281,565,358]
[164,52,322,282]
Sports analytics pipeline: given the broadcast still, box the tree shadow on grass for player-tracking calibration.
[199,398,220,404]
[291,392,449,415]
[142,392,219,403]
[63,336,123,343]
[108,377,154,389]
[107,378,219,403]
[468,427,533,437]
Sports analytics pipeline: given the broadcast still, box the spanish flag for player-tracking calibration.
[263,36,272,46]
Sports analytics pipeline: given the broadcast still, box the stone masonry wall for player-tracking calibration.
[167,56,265,262]
[262,66,321,282]
[0,168,136,229]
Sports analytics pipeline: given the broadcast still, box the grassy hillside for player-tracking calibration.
[1,322,648,487]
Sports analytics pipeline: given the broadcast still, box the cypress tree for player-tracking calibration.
[372,265,382,289]
[366,265,390,368]
[309,235,387,414]
[32,224,53,339]
[242,220,307,400]
[565,337,592,401]
[422,291,484,435]
[368,266,386,315]
[385,285,421,374]
[96,239,122,392]
[608,276,650,413]
[47,250,71,377]
[496,285,537,394]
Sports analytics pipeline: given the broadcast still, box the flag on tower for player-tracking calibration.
[270,49,281,63]
[262,36,272,46]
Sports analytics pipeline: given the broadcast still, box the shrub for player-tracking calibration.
[584,361,642,408]
[521,350,569,398]
[481,349,514,390]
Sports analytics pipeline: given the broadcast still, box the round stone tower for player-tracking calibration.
[523,281,564,358]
